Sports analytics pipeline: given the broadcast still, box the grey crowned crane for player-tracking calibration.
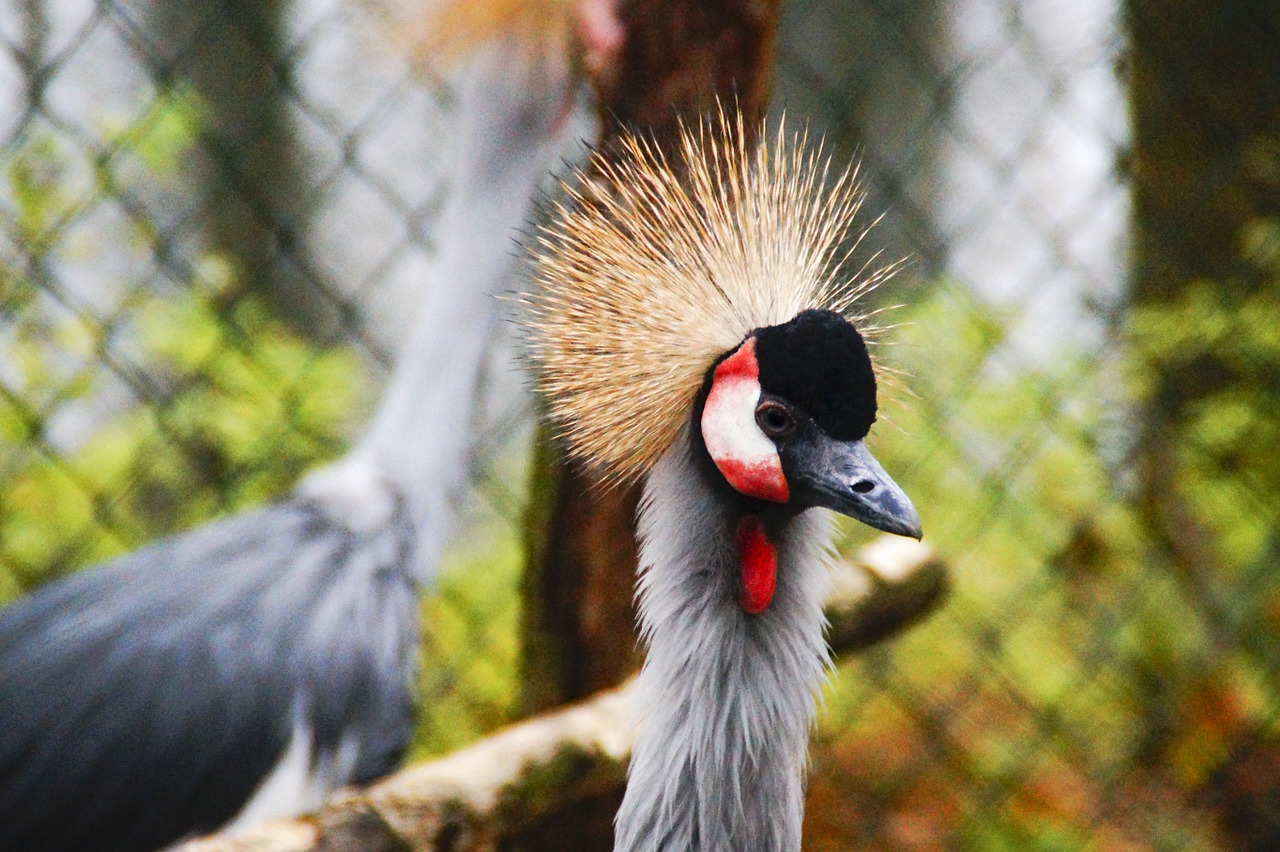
[521,114,922,851]
[0,7,579,849]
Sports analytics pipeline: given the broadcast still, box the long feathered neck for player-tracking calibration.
[355,42,566,477]
[615,426,835,852]
[300,39,569,576]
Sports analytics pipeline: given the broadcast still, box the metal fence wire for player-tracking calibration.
[2,0,1278,848]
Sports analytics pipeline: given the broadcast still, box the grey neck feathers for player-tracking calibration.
[615,428,835,852]
[300,41,570,577]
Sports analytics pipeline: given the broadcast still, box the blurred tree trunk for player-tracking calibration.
[521,439,641,713]
[519,1,782,846]
[149,0,331,339]
[1128,0,1280,309]
[521,0,784,712]
[1127,2,1280,846]
[1126,0,1280,627]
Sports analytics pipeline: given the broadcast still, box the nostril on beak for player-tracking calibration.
[852,480,875,494]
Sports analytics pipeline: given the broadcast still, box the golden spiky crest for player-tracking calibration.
[523,110,899,483]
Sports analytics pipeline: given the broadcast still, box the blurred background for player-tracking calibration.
[1,0,1277,848]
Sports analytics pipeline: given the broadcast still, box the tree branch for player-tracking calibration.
[182,536,947,852]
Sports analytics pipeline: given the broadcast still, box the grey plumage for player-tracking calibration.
[0,22,573,851]
[0,501,418,849]
[615,430,834,852]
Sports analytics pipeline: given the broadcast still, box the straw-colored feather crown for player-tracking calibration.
[522,110,897,483]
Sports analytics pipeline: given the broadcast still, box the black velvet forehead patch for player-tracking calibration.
[753,308,877,441]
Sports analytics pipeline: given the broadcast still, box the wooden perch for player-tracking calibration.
[182,536,947,852]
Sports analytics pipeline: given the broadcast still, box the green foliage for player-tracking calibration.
[6,85,1279,852]
[413,515,525,759]
[1129,277,1280,563]
[812,259,1279,847]
[0,93,368,603]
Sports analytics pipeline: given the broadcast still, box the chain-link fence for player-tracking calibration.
[2,0,1278,848]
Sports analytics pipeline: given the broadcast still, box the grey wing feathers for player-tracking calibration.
[0,499,419,852]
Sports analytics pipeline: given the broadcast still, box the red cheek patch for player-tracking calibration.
[701,338,790,503]
[713,457,789,502]
[736,514,777,614]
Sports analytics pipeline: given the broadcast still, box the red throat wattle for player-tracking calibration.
[736,515,777,614]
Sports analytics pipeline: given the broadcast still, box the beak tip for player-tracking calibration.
[857,503,921,540]
[879,495,922,541]
[888,503,923,541]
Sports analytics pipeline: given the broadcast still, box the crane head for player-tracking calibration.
[699,308,922,540]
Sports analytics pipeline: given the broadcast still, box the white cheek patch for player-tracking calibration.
[700,338,790,503]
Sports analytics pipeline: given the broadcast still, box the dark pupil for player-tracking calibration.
[760,406,790,433]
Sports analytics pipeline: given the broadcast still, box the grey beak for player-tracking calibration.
[789,438,923,539]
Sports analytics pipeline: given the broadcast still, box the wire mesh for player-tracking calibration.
[2,0,1278,848]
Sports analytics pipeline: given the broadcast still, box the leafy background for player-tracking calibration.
[2,1,1278,848]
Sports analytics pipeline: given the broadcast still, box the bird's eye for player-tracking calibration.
[755,401,796,438]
